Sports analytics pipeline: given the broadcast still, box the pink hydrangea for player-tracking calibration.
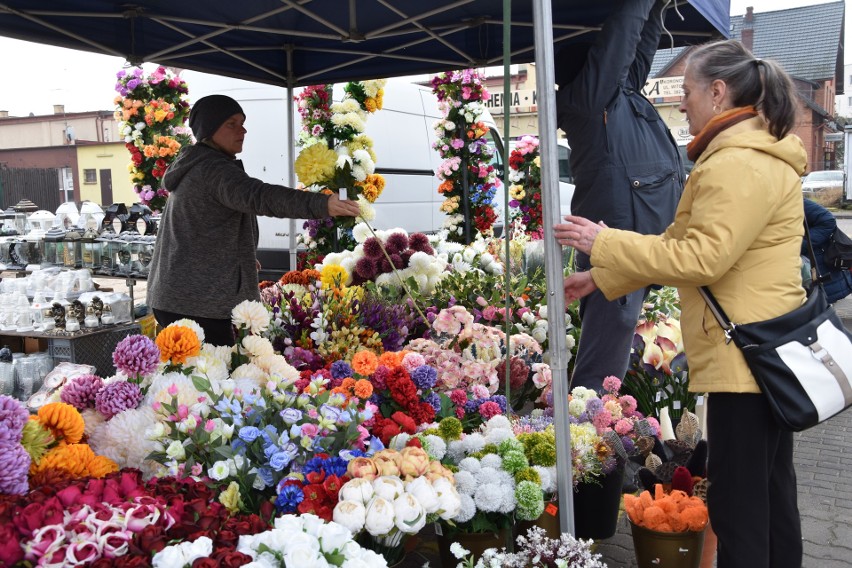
[619,394,638,416]
[614,418,634,436]
[591,409,613,434]
[602,376,622,394]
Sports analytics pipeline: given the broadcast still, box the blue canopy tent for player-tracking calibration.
[0,0,730,534]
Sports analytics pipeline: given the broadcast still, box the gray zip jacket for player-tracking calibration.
[147,143,329,319]
[557,0,683,235]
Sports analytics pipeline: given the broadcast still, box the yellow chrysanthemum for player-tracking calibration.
[86,455,120,478]
[510,185,526,200]
[360,183,379,202]
[320,264,348,289]
[294,143,337,186]
[37,402,85,444]
[364,97,378,113]
[156,325,202,364]
[31,443,92,478]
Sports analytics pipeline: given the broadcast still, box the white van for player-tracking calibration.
[181,73,508,276]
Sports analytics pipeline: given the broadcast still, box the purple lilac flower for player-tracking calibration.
[94,381,143,419]
[113,335,160,378]
[410,365,438,390]
[60,374,104,411]
[0,440,31,494]
[330,360,353,380]
[488,394,507,413]
[424,392,442,413]
[585,398,604,415]
[464,400,479,414]
[0,395,29,444]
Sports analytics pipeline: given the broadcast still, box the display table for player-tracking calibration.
[0,323,140,377]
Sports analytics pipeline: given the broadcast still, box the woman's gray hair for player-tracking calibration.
[687,39,798,140]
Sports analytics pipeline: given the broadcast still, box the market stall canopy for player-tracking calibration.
[0,0,729,86]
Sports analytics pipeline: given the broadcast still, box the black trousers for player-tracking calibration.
[153,308,235,347]
[707,393,802,568]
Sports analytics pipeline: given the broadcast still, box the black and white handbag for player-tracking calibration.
[698,221,852,431]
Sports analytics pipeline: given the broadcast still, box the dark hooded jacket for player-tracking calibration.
[147,143,329,319]
[803,198,852,304]
[556,0,683,235]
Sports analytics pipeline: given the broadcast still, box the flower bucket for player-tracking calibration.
[629,521,705,568]
[515,503,561,540]
[574,466,624,540]
[436,525,511,566]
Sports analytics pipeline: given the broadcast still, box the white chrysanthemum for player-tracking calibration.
[479,453,503,470]
[498,489,517,514]
[483,427,513,447]
[533,466,556,494]
[375,272,399,289]
[352,164,367,182]
[475,466,501,487]
[568,398,587,417]
[422,435,446,460]
[145,373,205,409]
[438,241,464,256]
[485,415,512,431]
[458,457,481,474]
[406,251,431,273]
[231,363,266,384]
[356,198,375,222]
[87,406,160,475]
[455,494,476,523]
[445,440,467,464]
[473,483,503,512]
[168,319,205,344]
[352,223,372,243]
[231,300,270,334]
[242,335,275,359]
[81,408,106,438]
[571,386,597,401]
[188,352,229,385]
[461,432,485,455]
[453,470,476,496]
[233,377,263,396]
[254,355,299,383]
[496,469,515,489]
[202,343,236,368]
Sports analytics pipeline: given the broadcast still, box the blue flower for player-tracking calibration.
[488,394,507,413]
[585,398,603,415]
[323,457,348,477]
[238,426,262,443]
[270,451,293,471]
[330,360,353,379]
[303,456,325,476]
[256,467,274,488]
[320,403,342,423]
[275,484,304,514]
[411,365,438,389]
[424,392,441,413]
[280,408,303,425]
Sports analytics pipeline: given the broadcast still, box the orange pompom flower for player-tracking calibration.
[37,402,85,444]
[379,351,404,368]
[156,325,202,364]
[351,350,379,376]
[353,379,373,399]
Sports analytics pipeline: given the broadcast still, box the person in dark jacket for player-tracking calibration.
[803,198,852,304]
[555,0,684,392]
[147,94,359,346]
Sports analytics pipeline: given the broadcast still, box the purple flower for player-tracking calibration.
[585,398,604,415]
[371,365,391,391]
[330,360,353,380]
[410,365,438,390]
[424,392,441,413]
[60,374,104,411]
[95,381,143,419]
[125,78,140,90]
[488,394,507,413]
[0,395,29,444]
[0,440,30,495]
[113,335,160,378]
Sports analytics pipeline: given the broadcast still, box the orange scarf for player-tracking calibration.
[686,106,759,162]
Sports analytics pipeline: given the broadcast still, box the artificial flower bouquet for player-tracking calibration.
[507,135,544,237]
[431,415,546,535]
[0,395,118,497]
[634,410,709,498]
[453,526,607,568]
[152,513,388,568]
[624,287,697,421]
[329,447,461,563]
[624,484,709,534]
[0,468,272,567]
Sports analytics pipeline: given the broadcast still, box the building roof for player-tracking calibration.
[651,1,844,82]
[730,1,843,82]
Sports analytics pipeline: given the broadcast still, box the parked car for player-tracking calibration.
[802,170,844,196]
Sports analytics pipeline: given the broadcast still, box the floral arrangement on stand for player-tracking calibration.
[431,69,500,243]
[507,135,544,238]
[0,395,118,496]
[114,66,191,211]
[262,268,426,360]
[153,514,388,568]
[624,287,696,421]
[453,526,607,568]
[293,81,388,265]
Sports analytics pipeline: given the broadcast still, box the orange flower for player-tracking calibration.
[86,455,119,478]
[31,443,91,478]
[156,325,202,364]
[351,350,379,376]
[341,378,357,391]
[37,402,85,444]
[353,379,373,399]
[379,351,404,368]
[625,485,708,533]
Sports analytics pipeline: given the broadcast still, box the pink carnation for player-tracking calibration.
[614,418,634,436]
[449,389,468,406]
[602,375,622,394]
[478,401,502,420]
[619,394,638,416]
[591,409,613,434]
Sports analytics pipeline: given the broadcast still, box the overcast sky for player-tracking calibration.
[0,0,844,117]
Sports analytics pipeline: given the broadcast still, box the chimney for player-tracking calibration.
[0,110,8,118]
[53,104,65,114]
[742,7,755,53]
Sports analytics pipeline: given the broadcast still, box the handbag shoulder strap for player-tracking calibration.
[700,219,820,343]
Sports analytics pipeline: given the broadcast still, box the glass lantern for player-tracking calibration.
[132,235,157,278]
[111,234,134,277]
[96,232,117,275]
[42,226,67,268]
[62,229,83,269]
[80,228,102,271]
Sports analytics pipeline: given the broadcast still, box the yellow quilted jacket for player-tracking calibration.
[590,116,808,393]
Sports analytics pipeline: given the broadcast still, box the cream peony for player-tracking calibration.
[231,300,270,334]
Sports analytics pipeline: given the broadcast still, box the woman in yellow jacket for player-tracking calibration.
[556,40,806,568]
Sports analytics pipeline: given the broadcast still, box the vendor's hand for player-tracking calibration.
[564,271,598,303]
[327,193,361,217]
[554,215,607,255]
[256,259,262,271]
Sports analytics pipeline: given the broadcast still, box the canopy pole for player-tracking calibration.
[501,0,512,416]
[532,0,574,535]
[286,45,299,273]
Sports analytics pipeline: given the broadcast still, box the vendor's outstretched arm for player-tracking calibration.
[628,0,667,90]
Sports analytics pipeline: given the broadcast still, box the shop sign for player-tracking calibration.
[642,76,684,98]
[485,89,537,112]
